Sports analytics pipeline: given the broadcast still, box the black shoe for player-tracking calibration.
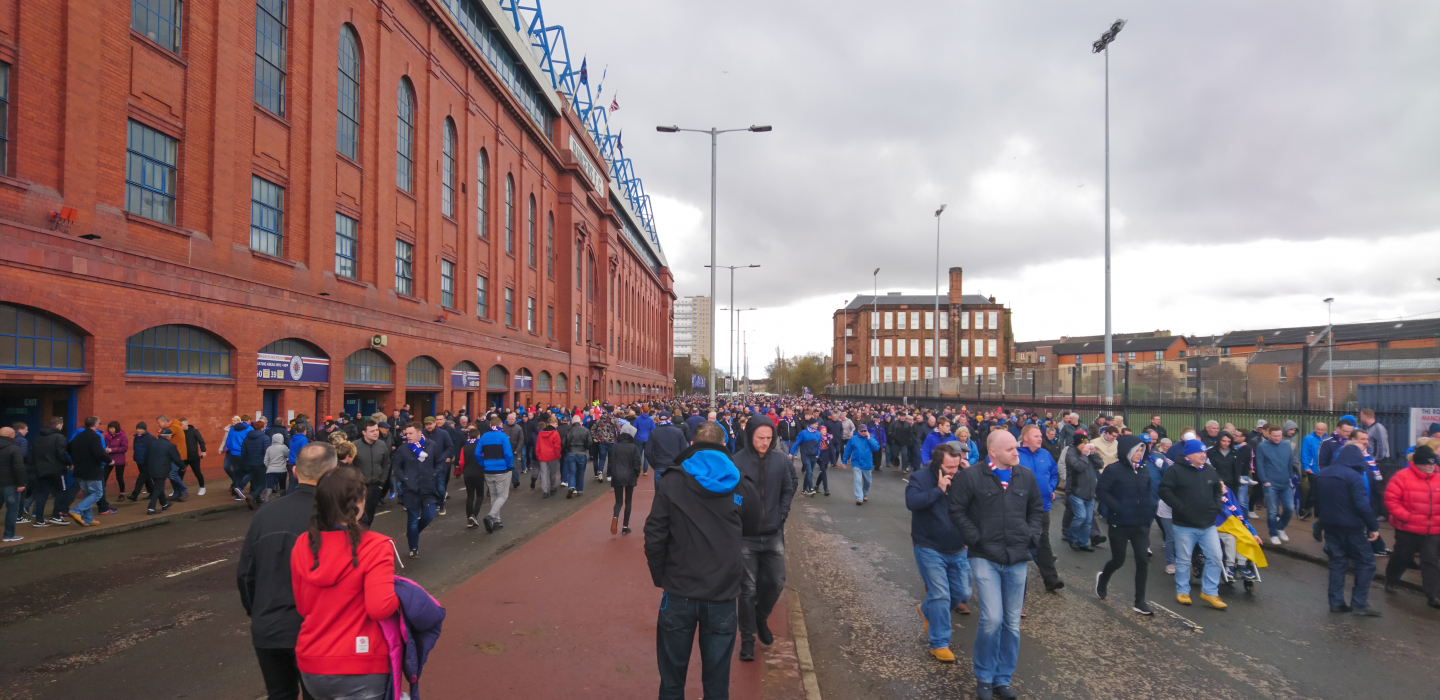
[1427,598,1440,609]
[1133,601,1154,615]
[1352,605,1382,617]
[1045,579,1065,593]
[482,515,495,533]
[1095,572,1108,600]
[1375,548,1393,557]
[993,685,1018,700]
[1091,536,1107,545]
[246,495,256,511]
[757,619,774,646]
[739,639,755,661]
[161,502,171,511]
[1384,581,1398,594]
[1079,545,1095,552]
[494,522,504,530]
[1330,605,1352,613]
[512,482,519,490]
[976,681,994,700]
[531,476,537,489]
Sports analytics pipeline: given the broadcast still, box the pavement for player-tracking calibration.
[784,460,1440,700]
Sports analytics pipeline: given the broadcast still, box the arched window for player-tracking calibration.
[555,372,567,392]
[476,149,488,238]
[453,360,478,387]
[259,338,323,357]
[441,118,457,218]
[546,212,554,278]
[537,371,551,391]
[504,174,514,254]
[337,25,360,159]
[126,325,229,377]
[527,194,536,267]
[344,348,391,384]
[486,364,508,390]
[0,304,85,371]
[406,356,441,386]
[396,78,415,193]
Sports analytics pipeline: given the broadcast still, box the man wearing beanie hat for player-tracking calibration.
[1159,440,1227,609]
[1383,445,1440,607]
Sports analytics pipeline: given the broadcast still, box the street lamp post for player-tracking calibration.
[658,124,771,408]
[1324,297,1335,411]
[872,268,880,384]
[708,264,760,395]
[1093,18,1126,405]
[934,205,946,397]
[721,305,757,394]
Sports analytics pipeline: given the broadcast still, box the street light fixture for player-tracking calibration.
[1324,297,1335,411]
[1093,18,1126,405]
[934,205,946,397]
[660,124,772,408]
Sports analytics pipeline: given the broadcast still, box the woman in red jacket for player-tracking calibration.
[291,467,399,699]
[535,417,563,498]
[1383,445,1440,607]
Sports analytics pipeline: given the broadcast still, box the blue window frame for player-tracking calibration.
[337,25,360,159]
[406,356,440,386]
[0,304,84,371]
[476,149,488,238]
[442,118,456,217]
[132,0,183,53]
[260,338,322,357]
[445,0,554,136]
[395,239,414,296]
[335,213,357,279]
[396,79,415,193]
[250,176,284,257]
[125,120,178,225]
[126,324,229,377]
[440,259,455,309]
[254,0,287,116]
[344,348,391,384]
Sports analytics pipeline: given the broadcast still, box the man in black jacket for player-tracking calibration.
[422,416,455,514]
[237,441,335,700]
[645,411,688,486]
[143,428,185,514]
[1159,440,1227,609]
[947,430,1041,700]
[644,421,758,700]
[1,427,27,541]
[352,421,392,527]
[29,417,72,525]
[66,417,111,526]
[1094,435,1159,615]
[179,418,208,496]
[733,416,797,662]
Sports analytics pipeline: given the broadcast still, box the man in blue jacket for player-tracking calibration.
[1299,421,1326,518]
[634,410,656,475]
[1315,443,1382,616]
[842,424,880,505]
[394,422,440,557]
[921,417,961,464]
[906,442,971,664]
[1017,425,1064,592]
[223,416,254,502]
[1254,424,1295,545]
[474,416,514,534]
[239,420,272,509]
[789,421,823,496]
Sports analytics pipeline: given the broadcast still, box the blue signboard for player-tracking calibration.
[451,370,481,388]
[514,374,533,391]
[691,374,706,389]
[257,353,330,383]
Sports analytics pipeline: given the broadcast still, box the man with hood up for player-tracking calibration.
[732,416,797,662]
[1316,442,1382,616]
[644,421,758,700]
[1094,435,1160,615]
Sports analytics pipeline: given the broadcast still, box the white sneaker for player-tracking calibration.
[596,473,604,482]
[1248,511,1259,519]
[560,482,569,488]
[1270,536,1282,546]
[2,535,21,542]
[606,476,612,482]
[198,487,206,496]
[1278,530,1290,543]
[1165,564,1176,575]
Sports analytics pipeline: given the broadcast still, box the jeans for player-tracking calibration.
[2,486,21,539]
[656,593,736,700]
[970,557,1027,687]
[1172,525,1223,596]
[637,439,649,471]
[225,454,250,492]
[405,503,436,552]
[914,546,972,649]
[562,453,587,490]
[464,475,487,519]
[435,465,450,503]
[613,485,635,526]
[1263,484,1294,537]
[1157,516,1177,565]
[1099,524,1150,603]
[168,463,188,497]
[887,443,902,468]
[906,444,922,473]
[1323,525,1375,608]
[255,646,316,700]
[739,533,786,644]
[511,453,523,487]
[264,472,287,494]
[1066,495,1094,546]
[72,479,104,524]
[1236,483,1250,512]
[596,442,611,476]
[853,468,872,500]
[800,454,817,492]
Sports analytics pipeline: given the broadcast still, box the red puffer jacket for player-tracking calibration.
[1384,465,1440,536]
[535,427,562,462]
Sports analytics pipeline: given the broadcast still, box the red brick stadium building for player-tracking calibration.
[0,0,674,437]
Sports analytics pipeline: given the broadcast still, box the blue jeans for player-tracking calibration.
[656,593,736,700]
[1172,525,1223,596]
[1157,516,1176,565]
[1263,484,1294,537]
[1323,525,1375,608]
[970,557,1027,687]
[167,463,188,497]
[906,444,921,472]
[853,468,872,500]
[405,503,437,552]
[800,454,817,492]
[914,546,972,649]
[1236,483,1250,512]
[562,453,586,490]
[435,465,449,503]
[3,486,23,538]
[637,440,649,471]
[72,479,104,524]
[1066,495,1094,546]
[596,443,611,476]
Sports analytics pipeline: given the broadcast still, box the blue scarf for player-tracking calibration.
[407,440,425,460]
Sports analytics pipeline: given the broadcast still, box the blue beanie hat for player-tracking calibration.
[1183,439,1208,456]
[1339,414,1356,426]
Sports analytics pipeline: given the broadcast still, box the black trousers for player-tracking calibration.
[739,533,785,644]
[181,456,205,488]
[613,485,634,526]
[1033,510,1060,587]
[464,474,487,519]
[1099,524,1151,603]
[656,594,736,700]
[106,462,126,495]
[146,477,170,511]
[254,646,315,700]
[1387,530,1440,599]
[361,482,387,527]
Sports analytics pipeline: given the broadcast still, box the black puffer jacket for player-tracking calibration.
[732,417,797,537]
[947,460,1044,565]
[236,483,317,648]
[0,436,24,488]
[1208,445,1244,492]
[1159,459,1224,529]
[31,426,71,478]
[643,443,759,601]
[1097,435,1157,527]
[67,429,111,481]
[1065,445,1102,500]
[608,433,643,487]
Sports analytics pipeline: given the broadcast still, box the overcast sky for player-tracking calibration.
[545,0,1440,377]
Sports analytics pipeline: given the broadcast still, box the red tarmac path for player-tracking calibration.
[423,475,804,700]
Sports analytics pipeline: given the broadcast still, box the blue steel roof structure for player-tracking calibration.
[438,0,662,252]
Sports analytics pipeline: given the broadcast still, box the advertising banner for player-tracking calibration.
[1410,407,1440,447]
[451,370,481,388]
[514,374,533,391]
[256,353,329,383]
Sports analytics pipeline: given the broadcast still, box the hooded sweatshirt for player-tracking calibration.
[264,433,289,474]
[1315,444,1377,531]
[289,530,399,675]
[643,443,758,601]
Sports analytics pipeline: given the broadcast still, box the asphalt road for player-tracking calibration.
[784,461,1440,700]
[0,473,597,700]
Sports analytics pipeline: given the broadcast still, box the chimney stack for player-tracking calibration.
[947,267,964,305]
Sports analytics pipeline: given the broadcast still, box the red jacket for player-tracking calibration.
[290,530,399,675]
[535,428,562,462]
[1384,464,1440,536]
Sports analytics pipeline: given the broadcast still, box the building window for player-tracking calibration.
[910,339,919,356]
[925,311,934,330]
[883,339,892,356]
[344,348,391,384]
[1127,352,1136,360]
[337,25,360,159]
[1039,355,1047,363]
[870,366,879,383]
[940,312,948,330]
[960,311,969,330]
[0,63,8,175]
[394,239,413,296]
[126,324,229,377]
[249,176,284,257]
[909,367,919,381]
[870,311,879,327]
[526,296,535,332]
[440,259,455,308]
[871,338,879,356]
[988,366,998,384]
[1221,347,1231,357]
[476,149,488,238]
[1154,351,1163,360]
[988,339,997,358]
[125,120,178,225]
[940,339,948,356]
[940,367,949,378]
[0,304,85,371]
[884,312,893,329]
[406,356,441,386]
[538,371,551,391]
[896,312,907,331]
[587,322,593,343]
[1278,366,1288,383]
[396,79,415,193]
[504,288,514,326]
[883,366,893,382]
[960,339,969,357]
[546,213,554,278]
[254,0,287,116]
[575,312,581,342]
[556,372,567,392]
[925,366,934,380]
[546,305,554,339]
[576,243,584,289]
[910,312,920,329]
[133,0,183,53]
[334,213,358,279]
[988,311,998,329]
[504,174,514,254]
[925,338,934,357]
[527,195,537,267]
[441,118,456,217]
[476,275,488,318]
[588,255,596,301]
